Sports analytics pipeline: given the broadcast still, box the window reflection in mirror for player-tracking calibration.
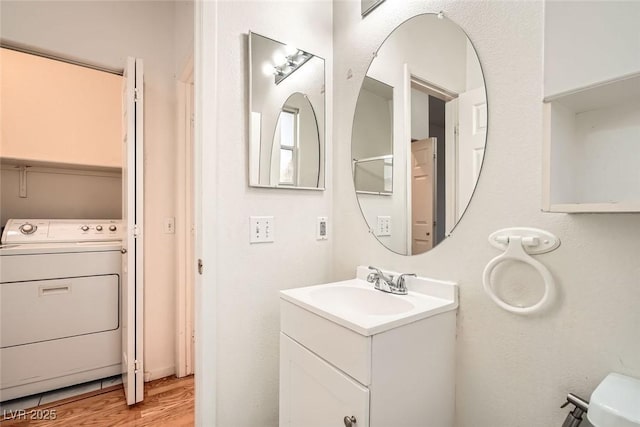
[271,93,320,188]
[351,14,487,256]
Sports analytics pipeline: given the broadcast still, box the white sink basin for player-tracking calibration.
[280,266,458,336]
[309,286,415,316]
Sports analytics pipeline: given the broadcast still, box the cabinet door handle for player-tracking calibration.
[343,415,357,427]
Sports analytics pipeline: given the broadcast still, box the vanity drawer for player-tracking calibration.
[280,300,371,385]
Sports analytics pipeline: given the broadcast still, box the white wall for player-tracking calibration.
[0,0,192,381]
[174,0,194,76]
[352,86,399,249]
[333,2,640,427]
[411,88,430,140]
[544,1,640,97]
[201,1,333,425]
[0,48,122,168]
[0,167,121,226]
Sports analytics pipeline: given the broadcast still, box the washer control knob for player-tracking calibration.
[81,225,90,232]
[109,225,117,232]
[19,223,37,235]
[96,225,103,231]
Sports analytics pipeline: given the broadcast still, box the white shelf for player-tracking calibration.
[544,72,640,112]
[542,74,640,213]
[546,203,640,214]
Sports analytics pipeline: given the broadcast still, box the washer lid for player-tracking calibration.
[2,219,123,244]
[588,373,640,427]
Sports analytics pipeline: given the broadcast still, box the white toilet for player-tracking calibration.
[588,373,640,427]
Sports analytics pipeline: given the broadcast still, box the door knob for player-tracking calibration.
[344,415,357,426]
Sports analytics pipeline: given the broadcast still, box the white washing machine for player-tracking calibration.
[0,219,123,402]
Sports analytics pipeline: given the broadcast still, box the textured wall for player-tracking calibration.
[332,1,640,426]
[206,1,333,425]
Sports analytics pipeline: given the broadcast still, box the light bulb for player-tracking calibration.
[284,44,297,56]
[273,53,286,67]
[262,63,275,76]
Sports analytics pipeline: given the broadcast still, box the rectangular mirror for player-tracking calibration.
[249,32,325,190]
[361,0,385,17]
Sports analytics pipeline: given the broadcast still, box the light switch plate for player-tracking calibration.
[376,216,391,236]
[250,216,274,243]
[317,216,328,240]
[164,217,175,234]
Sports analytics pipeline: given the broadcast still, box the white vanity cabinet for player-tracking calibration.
[280,333,370,427]
[279,297,456,427]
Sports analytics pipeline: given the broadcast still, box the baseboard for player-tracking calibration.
[144,365,175,382]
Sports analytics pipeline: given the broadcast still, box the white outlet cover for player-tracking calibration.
[317,216,328,240]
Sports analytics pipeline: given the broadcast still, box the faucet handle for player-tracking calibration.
[396,273,416,290]
[368,266,392,283]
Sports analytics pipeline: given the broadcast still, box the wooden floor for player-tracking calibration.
[1,376,194,427]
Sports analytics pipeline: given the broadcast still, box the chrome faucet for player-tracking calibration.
[395,273,416,295]
[367,267,415,295]
[367,266,394,293]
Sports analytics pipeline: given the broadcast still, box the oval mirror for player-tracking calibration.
[271,92,321,187]
[351,13,487,256]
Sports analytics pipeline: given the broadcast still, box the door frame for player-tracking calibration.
[194,0,218,423]
[176,54,195,379]
[406,70,458,248]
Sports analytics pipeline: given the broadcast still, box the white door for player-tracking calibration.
[280,333,370,427]
[457,87,487,219]
[122,57,144,405]
[411,138,436,254]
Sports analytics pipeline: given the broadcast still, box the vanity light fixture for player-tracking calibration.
[273,48,313,85]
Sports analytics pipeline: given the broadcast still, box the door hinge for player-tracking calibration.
[134,360,141,373]
[197,259,203,275]
[134,88,140,102]
[133,224,140,238]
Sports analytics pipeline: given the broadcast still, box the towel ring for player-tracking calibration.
[483,232,557,315]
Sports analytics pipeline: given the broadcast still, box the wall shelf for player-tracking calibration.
[542,73,640,213]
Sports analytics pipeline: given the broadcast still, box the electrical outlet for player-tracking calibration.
[376,216,391,236]
[317,216,328,240]
[164,217,175,234]
[250,216,274,243]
